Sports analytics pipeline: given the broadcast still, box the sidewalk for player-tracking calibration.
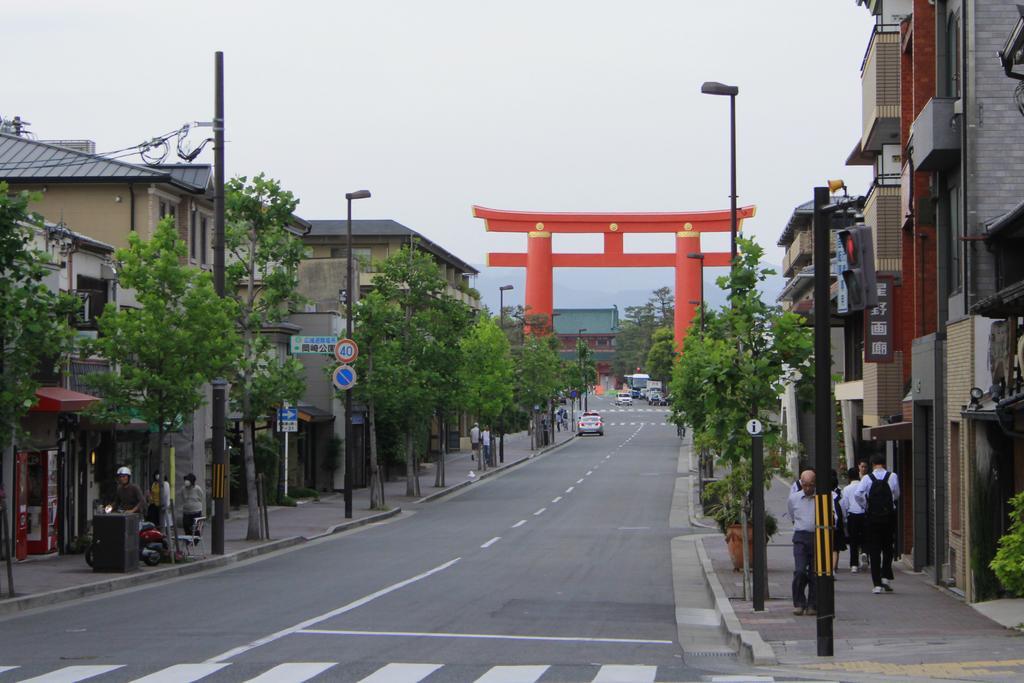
[696,473,1024,681]
[0,427,573,615]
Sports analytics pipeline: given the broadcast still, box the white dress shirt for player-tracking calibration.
[841,480,864,520]
[854,467,900,510]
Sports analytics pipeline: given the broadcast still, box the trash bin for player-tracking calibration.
[91,513,139,572]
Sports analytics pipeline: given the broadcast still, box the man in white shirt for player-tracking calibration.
[787,470,817,616]
[481,427,492,467]
[840,466,866,572]
[854,453,900,593]
[470,423,480,465]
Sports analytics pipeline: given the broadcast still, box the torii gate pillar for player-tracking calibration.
[477,205,756,348]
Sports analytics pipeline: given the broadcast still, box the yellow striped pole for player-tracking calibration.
[814,493,833,577]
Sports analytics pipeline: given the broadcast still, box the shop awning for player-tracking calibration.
[29,387,100,413]
[863,420,913,442]
[298,404,335,423]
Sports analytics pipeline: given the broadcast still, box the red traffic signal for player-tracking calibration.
[837,225,878,312]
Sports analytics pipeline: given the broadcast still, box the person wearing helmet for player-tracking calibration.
[113,466,145,514]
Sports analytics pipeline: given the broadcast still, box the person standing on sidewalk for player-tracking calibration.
[841,466,866,573]
[787,470,817,616]
[855,453,900,594]
[481,427,492,467]
[180,473,204,535]
[470,422,481,465]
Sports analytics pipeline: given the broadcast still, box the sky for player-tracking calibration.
[7,1,875,307]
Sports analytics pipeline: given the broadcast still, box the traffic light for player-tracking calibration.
[837,225,878,312]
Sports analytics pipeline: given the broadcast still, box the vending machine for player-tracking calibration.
[23,450,59,555]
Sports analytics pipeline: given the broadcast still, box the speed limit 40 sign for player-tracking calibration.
[334,338,359,363]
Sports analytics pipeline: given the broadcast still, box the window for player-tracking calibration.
[159,200,176,223]
[190,210,197,260]
[945,12,960,98]
[200,216,208,265]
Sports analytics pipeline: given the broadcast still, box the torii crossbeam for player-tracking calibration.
[474,205,756,346]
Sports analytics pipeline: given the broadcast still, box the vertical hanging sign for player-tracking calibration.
[864,274,894,363]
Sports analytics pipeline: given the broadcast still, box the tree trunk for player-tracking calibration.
[434,409,445,488]
[368,399,383,509]
[405,431,418,497]
[243,229,262,540]
[243,418,261,540]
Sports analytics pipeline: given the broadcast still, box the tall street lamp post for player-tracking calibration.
[700,81,739,265]
[498,284,513,463]
[577,328,588,412]
[343,189,371,519]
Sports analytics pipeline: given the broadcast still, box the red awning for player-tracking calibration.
[29,387,100,413]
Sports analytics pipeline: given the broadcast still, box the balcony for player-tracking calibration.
[860,26,901,152]
[782,230,813,279]
[909,97,960,172]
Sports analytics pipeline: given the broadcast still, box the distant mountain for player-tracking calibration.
[474,264,786,316]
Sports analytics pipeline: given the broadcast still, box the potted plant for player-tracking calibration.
[703,464,778,571]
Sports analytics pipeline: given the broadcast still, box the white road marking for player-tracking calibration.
[618,526,650,530]
[533,507,546,516]
[565,486,574,493]
[243,662,336,683]
[298,629,674,645]
[474,665,550,683]
[130,664,229,682]
[586,470,593,476]
[593,665,658,682]
[511,519,527,528]
[206,557,461,662]
[576,478,585,484]
[480,536,501,548]
[0,668,17,676]
[19,666,123,683]
[357,663,443,683]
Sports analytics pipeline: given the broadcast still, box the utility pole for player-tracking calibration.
[812,185,834,656]
[211,51,227,556]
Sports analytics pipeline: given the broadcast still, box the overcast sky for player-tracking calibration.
[8,1,874,275]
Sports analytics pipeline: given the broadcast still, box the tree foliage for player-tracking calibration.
[0,185,76,445]
[459,315,514,428]
[613,287,674,377]
[224,174,307,539]
[86,217,239,472]
[645,327,676,386]
[670,237,813,466]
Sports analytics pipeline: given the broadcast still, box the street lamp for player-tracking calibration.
[577,328,588,412]
[343,189,371,519]
[700,81,739,265]
[498,284,513,462]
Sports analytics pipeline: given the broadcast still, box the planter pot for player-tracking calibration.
[725,523,754,571]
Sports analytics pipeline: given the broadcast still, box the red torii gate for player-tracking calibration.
[474,205,756,346]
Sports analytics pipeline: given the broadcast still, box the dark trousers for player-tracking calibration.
[791,530,816,609]
[847,513,866,567]
[183,511,202,535]
[866,519,895,586]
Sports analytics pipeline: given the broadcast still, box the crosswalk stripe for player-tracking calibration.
[0,667,18,675]
[474,665,550,682]
[18,665,123,683]
[128,663,229,682]
[593,665,657,682]
[357,663,443,683]
[243,662,336,682]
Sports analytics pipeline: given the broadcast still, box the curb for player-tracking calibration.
[696,537,777,666]
[414,435,576,504]
[0,508,402,617]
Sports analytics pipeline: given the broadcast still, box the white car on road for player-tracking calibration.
[614,391,633,406]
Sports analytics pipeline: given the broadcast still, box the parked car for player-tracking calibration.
[648,392,667,406]
[577,414,604,436]
[614,391,632,406]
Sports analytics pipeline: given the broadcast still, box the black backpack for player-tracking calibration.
[866,471,894,523]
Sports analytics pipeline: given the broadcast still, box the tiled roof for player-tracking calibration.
[306,219,477,275]
[552,308,620,335]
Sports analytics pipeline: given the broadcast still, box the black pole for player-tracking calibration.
[729,93,737,265]
[211,51,226,556]
[499,287,505,463]
[752,431,766,611]
[812,185,834,656]
[344,197,354,519]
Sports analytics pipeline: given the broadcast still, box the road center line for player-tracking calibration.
[586,470,593,476]
[565,486,574,493]
[297,629,674,645]
[205,557,461,662]
[480,536,501,548]
[533,507,546,516]
[576,478,584,484]
[512,520,527,528]
[551,496,562,503]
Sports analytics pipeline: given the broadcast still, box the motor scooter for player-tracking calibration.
[84,505,163,567]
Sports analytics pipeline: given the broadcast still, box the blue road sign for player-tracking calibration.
[332,364,357,391]
[277,407,298,432]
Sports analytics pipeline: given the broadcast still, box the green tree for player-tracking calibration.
[669,237,813,466]
[613,288,673,378]
[515,333,563,449]
[0,185,76,446]
[225,174,308,539]
[460,314,514,432]
[570,337,597,409]
[645,327,676,387]
[86,217,239,476]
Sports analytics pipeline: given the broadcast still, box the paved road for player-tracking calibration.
[0,399,737,682]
